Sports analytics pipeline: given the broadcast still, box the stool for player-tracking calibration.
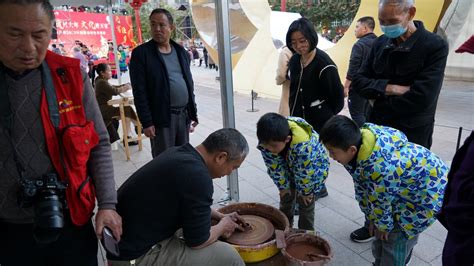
[116,97,143,161]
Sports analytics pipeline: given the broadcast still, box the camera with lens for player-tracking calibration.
[18,173,67,243]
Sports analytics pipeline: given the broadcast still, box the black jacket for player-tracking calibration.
[438,131,474,266]
[130,40,198,128]
[288,48,344,132]
[346,32,377,80]
[352,21,448,129]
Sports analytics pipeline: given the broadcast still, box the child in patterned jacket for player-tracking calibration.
[320,115,448,266]
[256,113,329,230]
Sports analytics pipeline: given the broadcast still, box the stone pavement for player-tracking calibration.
[100,65,473,266]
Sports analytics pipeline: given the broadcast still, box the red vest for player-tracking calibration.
[40,51,99,226]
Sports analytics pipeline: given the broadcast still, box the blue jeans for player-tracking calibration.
[372,225,418,266]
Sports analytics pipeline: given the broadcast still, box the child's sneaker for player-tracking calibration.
[350,226,375,243]
[315,187,328,200]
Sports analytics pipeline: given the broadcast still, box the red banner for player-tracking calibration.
[52,11,135,58]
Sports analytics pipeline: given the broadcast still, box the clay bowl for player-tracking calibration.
[281,233,332,266]
[218,202,290,263]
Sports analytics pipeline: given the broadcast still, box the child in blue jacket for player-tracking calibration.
[256,113,329,230]
[320,115,448,266]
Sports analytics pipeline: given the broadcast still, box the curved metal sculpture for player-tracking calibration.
[190,0,260,68]
[190,0,450,99]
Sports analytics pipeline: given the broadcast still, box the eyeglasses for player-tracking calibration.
[290,38,308,47]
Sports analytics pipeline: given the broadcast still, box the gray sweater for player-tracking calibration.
[0,68,117,224]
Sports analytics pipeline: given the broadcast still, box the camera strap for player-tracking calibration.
[0,62,61,181]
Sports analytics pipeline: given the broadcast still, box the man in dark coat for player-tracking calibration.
[352,0,448,149]
[344,16,377,127]
[130,8,198,158]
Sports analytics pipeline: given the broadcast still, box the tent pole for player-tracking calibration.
[215,0,239,202]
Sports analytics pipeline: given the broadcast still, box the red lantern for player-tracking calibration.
[124,0,148,44]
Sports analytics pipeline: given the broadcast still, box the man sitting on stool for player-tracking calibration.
[108,128,249,266]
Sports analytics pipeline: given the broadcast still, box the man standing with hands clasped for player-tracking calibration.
[130,8,198,158]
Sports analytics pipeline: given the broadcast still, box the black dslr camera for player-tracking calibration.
[18,173,67,243]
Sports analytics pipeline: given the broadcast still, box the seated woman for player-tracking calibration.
[95,63,139,145]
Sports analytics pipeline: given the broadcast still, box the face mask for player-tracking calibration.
[381,23,407,39]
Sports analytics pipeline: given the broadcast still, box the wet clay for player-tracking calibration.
[217,202,291,263]
[285,242,326,262]
[226,215,274,245]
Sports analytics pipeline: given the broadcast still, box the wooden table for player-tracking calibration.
[107,96,143,161]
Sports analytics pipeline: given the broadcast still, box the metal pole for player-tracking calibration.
[215,0,239,202]
[246,90,259,112]
[281,0,287,12]
[456,126,463,151]
[134,8,143,44]
[251,91,254,110]
[108,0,122,83]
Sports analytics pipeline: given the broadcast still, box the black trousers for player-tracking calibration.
[0,216,98,266]
[399,123,434,149]
[348,89,371,127]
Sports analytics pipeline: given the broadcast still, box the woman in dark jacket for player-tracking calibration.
[286,18,344,133]
[95,63,138,144]
[438,131,474,266]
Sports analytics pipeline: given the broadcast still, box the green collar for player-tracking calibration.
[357,128,376,162]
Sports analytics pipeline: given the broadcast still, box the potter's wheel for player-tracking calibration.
[226,215,274,245]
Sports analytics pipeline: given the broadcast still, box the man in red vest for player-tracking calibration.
[0,1,122,265]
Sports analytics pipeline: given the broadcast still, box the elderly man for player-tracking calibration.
[0,1,121,265]
[130,8,198,158]
[352,0,448,147]
[108,128,248,266]
[350,0,449,259]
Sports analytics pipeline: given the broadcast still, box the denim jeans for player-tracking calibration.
[372,225,418,266]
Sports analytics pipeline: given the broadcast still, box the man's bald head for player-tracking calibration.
[379,0,414,11]
[378,0,416,39]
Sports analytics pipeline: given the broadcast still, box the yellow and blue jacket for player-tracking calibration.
[345,123,449,238]
[257,116,329,196]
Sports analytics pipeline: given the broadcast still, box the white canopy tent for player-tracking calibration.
[49,0,123,83]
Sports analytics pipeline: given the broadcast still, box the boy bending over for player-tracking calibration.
[320,115,448,265]
[257,113,329,230]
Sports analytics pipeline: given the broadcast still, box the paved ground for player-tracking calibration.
[100,65,473,265]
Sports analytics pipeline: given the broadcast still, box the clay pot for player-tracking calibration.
[281,233,332,266]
